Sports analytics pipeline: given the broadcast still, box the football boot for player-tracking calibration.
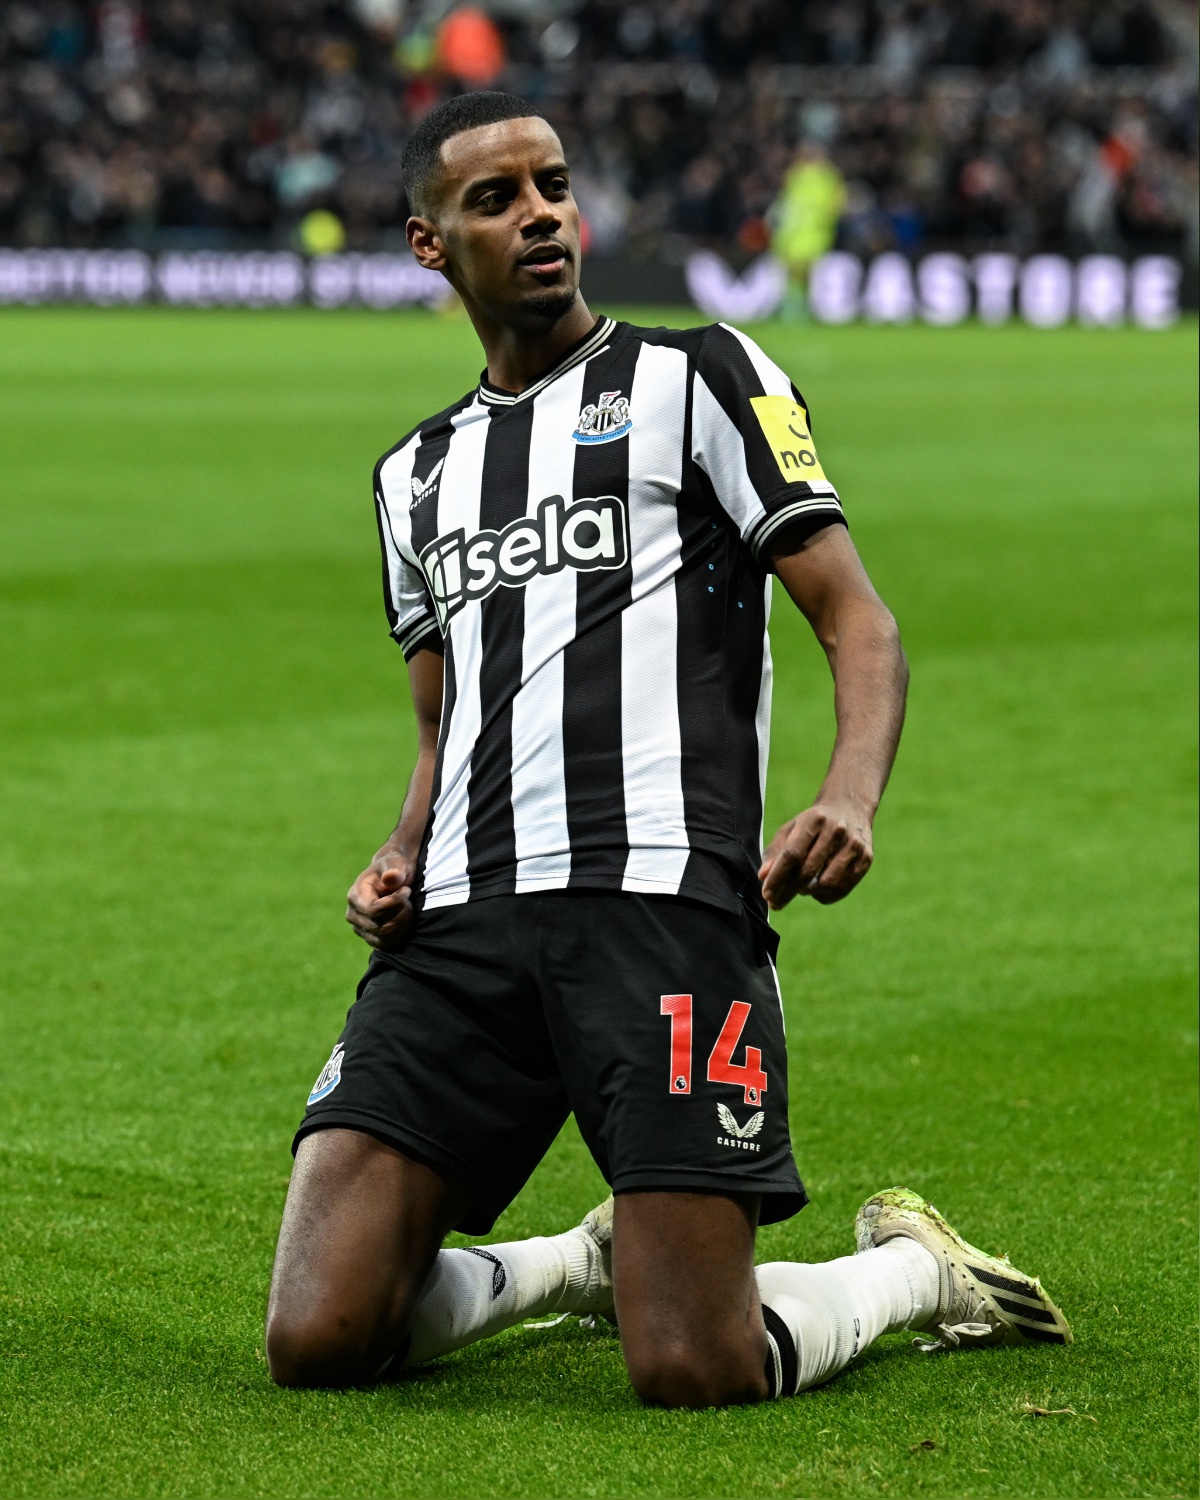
[855,1187,1072,1352]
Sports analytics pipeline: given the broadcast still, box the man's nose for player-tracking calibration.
[519,190,561,234]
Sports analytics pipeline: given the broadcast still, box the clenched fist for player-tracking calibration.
[345,852,417,950]
[758,800,874,909]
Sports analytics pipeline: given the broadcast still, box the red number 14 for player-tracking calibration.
[660,995,767,1105]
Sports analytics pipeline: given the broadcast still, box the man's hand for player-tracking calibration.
[345,852,416,950]
[345,648,444,951]
[761,527,907,913]
[759,799,874,909]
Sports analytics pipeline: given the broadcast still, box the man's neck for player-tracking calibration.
[471,298,599,394]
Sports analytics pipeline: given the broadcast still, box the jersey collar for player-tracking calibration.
[477,316,617,407]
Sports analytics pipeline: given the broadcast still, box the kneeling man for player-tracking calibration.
[266,92,1070,1406]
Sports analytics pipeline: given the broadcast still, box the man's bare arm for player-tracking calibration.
[345,648,444,948]
[759,524,908,909]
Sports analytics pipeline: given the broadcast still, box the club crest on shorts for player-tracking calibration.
[307,1042,344,1105]
[572,390,632,445]
[717,1102,764,1152]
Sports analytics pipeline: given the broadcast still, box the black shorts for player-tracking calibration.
[294,891,807,1234]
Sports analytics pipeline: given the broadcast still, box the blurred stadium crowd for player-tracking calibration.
[1,0,1196,266]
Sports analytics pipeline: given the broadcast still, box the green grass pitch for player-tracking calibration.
[0,305,1195,1499]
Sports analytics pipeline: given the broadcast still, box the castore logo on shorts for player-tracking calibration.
[419,494,628,629]
[716,1102,764,1152]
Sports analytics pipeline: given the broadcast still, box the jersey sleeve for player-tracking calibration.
[373,456,443,661]
[690,322,846,564]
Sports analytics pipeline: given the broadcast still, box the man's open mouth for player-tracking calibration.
[520,243,570,274]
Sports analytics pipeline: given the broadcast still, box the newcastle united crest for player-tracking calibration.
[572,390,633,445]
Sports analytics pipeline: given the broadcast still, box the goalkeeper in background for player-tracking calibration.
[770,141,846,321]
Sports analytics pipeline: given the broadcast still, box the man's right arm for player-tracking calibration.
[345,647,444,949]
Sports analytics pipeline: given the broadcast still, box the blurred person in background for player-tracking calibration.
[769,139,846,320]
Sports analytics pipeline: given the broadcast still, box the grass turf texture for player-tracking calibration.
[0,306,1195,1500]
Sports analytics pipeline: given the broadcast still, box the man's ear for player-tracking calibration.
[408,216,447,271]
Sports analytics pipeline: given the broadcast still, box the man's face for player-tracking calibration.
[409,117,581,328]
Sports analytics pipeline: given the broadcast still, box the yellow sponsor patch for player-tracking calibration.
[749,395,827,483]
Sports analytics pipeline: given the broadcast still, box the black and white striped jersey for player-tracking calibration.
[373,316,846,917]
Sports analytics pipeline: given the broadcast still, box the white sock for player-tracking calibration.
[757,1239,940,1396]
[404,1231,594,1366]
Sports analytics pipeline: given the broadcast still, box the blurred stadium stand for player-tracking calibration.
[1,0,1195,289]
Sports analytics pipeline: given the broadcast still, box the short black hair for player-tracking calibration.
[401,91,546,216]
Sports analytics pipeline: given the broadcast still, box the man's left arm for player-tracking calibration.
[759,523,908,909]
